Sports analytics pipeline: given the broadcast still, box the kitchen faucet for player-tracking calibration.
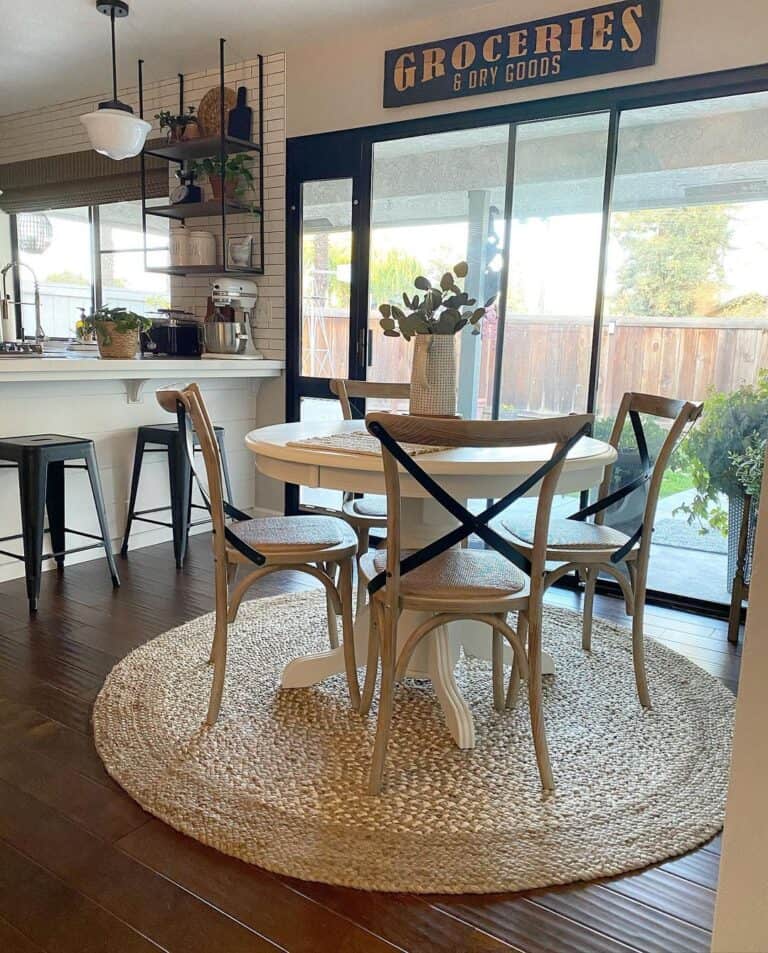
[0,260,45,344]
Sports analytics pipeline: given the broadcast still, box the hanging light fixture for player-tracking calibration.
[80,1,150,160]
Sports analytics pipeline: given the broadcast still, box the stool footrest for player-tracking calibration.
[0,541,110,563]
[63,527,104,542]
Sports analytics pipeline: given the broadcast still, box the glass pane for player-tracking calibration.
[599,91,768,604]
[369,126,509,419]
[298,397,344,511]
[99,199,170,313]
[101,250,170,314]
[301,179,352,378]
[99,198,168,251]
[498,112,611,417]
[17,207,92,340]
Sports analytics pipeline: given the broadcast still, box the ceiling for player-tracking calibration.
[0,0,469,116]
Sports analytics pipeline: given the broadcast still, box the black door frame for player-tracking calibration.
[285,130,373,512]
[285,61,768,616]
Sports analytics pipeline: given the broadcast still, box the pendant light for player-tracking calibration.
[80,1,150,160]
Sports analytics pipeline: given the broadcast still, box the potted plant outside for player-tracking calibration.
[82,306,152,359]
[677,371,768,586]
[191,154,256,208]
[727,433,765,587]
[154,106,201,142]
[378,261,495,416]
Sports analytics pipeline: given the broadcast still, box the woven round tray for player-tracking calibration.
[198,86,236,137]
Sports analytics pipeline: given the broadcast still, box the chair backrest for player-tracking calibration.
[365,411,593,609]
[330,379,410,420]
[596,392,703,556]
[156,383,228,566]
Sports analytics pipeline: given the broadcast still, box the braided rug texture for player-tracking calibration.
[93,591,734,894]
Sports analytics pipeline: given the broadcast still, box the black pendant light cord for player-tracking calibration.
[110,7,118,102]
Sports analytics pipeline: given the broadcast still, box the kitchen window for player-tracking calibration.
[13,198,170,340]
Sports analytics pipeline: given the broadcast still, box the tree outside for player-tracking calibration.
[608,205,731,317]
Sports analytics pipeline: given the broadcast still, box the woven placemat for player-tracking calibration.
[288,430,448,456]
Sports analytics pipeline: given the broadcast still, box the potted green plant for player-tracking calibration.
[82,306,152,359]
[154,106,200,142]
[378,261,495,416]
[191,153,255,207]
[677,371,768,585]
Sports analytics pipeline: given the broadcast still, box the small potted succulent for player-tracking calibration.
[378,261,495,416]
[191,153,255,207]
[82,306,152,359]
[154,106,201,142]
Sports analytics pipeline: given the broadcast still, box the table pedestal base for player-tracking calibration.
[279,497,555,749]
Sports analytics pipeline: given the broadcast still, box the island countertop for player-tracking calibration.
[0,354,284,401]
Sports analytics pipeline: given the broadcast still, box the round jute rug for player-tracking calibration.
[93,591,734,894]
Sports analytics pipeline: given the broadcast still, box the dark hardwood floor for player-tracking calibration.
[0,537,739,953]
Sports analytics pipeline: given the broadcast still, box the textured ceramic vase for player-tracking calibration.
[409,334,457,416]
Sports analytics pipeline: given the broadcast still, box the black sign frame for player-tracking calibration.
[383,0,661,108]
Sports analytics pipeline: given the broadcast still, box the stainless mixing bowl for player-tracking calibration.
[203,322,249,355]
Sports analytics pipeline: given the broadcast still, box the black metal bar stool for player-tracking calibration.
[121,422,234,569]
[0,434,120,613]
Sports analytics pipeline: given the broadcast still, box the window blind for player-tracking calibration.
[0,142,168,214]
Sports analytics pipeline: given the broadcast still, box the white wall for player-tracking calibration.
[284,0,768,137]
[712,480,768,951]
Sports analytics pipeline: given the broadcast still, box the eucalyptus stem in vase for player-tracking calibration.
[378,261,496,416]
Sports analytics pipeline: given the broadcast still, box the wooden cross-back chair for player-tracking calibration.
[497,392,703,709]
[359,410,593,795]
[329,379,410,614]
[156,383,360,724]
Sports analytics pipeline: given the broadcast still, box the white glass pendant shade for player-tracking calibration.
[81,1,149,161]
[81,107,151,160]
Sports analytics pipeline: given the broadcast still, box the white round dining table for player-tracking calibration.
[245,418,616,750]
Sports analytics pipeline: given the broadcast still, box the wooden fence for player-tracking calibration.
[301,311,768,418]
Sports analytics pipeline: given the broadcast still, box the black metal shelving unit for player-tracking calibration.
[138,40,265,277]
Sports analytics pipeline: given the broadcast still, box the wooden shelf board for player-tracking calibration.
[145,264,264,277]
[145,201,260,221]
[144,136,261,162]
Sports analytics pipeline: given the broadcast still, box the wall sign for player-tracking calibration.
[383,0,660,108]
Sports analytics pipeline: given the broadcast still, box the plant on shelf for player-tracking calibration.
[378,261,497,416]
[82,306,152,359]
[154,105,201,142]
[190,153,256,209]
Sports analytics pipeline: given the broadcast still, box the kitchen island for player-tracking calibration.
[0,354,284,582]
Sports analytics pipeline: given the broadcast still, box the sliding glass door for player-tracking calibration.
[367,125,509,418]
[285,67,768,610]
[598,91,768,603]
[496,113,611,418]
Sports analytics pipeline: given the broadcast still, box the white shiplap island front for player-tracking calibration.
[0,355,284,583]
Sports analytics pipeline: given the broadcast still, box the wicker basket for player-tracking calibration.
[410,334,457,417]
[96,323,140,359]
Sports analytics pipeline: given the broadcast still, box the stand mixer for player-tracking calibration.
[203,279,262,359]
